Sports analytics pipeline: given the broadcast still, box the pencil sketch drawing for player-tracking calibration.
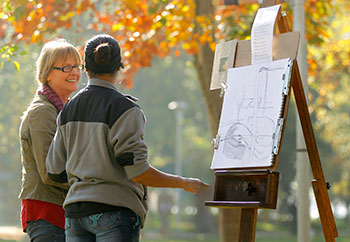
[211,58,290,169]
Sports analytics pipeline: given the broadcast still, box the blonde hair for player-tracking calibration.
[36,39,82,86]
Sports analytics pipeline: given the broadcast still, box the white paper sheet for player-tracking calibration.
[251,5,280,64]
[210,40,237,90]
[211,58,290,169]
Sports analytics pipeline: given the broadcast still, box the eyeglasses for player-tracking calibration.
[52,64,85,73]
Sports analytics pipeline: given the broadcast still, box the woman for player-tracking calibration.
[19,39,83,241]
[46,34,209,242]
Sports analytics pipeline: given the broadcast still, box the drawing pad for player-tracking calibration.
[211,58,291,169]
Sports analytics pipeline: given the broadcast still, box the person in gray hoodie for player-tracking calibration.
[46,34,209,242]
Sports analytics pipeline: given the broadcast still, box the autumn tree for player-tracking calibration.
[1,0,337,133]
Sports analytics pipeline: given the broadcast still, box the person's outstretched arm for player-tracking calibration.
[109,107,209,194]
[131,166,209,194]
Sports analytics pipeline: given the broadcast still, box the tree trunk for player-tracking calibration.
[193,0,242,241]
[193,0,221,139]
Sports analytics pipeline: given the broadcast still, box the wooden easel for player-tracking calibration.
[205,1,338,241]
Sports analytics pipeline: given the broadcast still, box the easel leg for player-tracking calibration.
[239,208,258,242]
[219,208,241,242]
[292,63,338,241]
[312,180,338,242]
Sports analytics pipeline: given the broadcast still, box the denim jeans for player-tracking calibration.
[65,208,140,242]
[26,219,65,242]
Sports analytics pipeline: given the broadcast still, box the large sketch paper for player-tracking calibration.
[210,40,237,90]
[211,58,290,169]
[251,4,280,64]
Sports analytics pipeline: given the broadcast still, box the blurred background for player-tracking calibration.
[0,0,349,241]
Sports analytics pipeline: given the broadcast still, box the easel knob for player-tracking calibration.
[245,182,256,196]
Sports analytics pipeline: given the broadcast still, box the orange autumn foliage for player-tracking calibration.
[1,0,334,87]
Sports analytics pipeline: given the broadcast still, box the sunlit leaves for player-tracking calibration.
[214,4,259,41]
[0,44,21,70]
[3,0,92,43]
[1,0,339,88]
[59,11,75,21]
[305,0,333,45]
[12,60,19,71]
[0,44,16,58]
[0,0,345,93]
[308,0,350,172]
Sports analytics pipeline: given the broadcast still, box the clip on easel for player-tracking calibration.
[205,1,338,241]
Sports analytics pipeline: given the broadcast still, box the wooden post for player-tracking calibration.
[239,208,258,242]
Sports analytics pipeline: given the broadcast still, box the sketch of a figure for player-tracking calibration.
[223,122,252,160]
[211,58,290,169]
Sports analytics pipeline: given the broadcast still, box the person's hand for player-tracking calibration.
[183,178,210,194]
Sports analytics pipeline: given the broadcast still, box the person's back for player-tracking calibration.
[54,78,149,225]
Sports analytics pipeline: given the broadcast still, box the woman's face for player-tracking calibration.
[47,54,81,102]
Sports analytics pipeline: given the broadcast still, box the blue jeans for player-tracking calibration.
[65,209,140,242]
[26,219,65,242]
